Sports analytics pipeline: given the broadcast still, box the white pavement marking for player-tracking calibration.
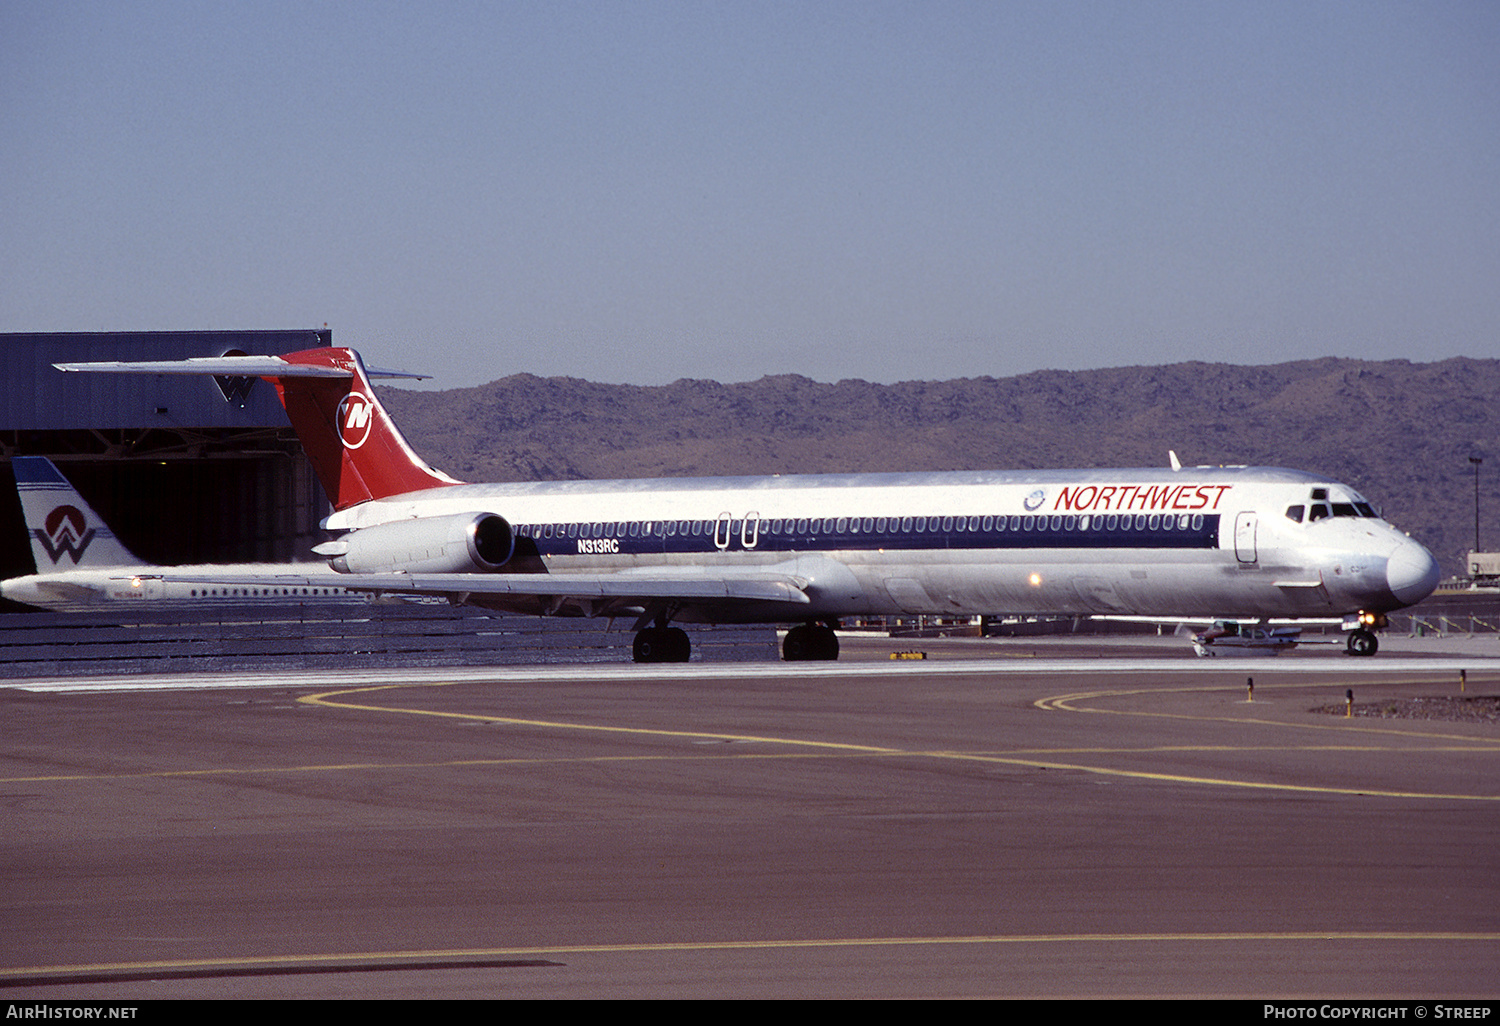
[7,655,1500,693]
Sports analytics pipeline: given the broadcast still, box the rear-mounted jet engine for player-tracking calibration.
[315,512,514,574]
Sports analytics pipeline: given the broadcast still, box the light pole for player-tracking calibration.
[1470,456,1483,555]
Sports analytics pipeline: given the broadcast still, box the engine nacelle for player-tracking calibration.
[316,512,515,574]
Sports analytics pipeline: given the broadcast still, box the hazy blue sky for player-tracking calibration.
[3,1,1496,388]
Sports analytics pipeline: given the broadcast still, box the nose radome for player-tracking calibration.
[1387,539,1440,607]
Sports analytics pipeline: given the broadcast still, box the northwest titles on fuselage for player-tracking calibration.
[1051,482,1232,513]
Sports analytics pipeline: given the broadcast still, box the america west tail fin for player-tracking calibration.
[53,347,461,510]
[12,457,140,570]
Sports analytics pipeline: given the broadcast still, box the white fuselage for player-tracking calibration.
[1,563,365,610]
[322,465,1439,624]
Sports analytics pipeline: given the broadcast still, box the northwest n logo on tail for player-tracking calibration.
[35,505,94,565]
[337,392,374,449]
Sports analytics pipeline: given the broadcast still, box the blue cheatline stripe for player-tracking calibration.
[515,514,1222,558]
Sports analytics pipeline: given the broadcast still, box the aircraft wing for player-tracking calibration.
[7,579,113,604]
[154,569,812,609]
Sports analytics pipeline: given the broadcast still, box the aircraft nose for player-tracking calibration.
[1387,539,1440,607]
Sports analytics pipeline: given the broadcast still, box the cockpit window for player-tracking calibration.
[1303,489,1378,520]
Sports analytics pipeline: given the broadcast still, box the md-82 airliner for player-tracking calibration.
[55,348,1440,661]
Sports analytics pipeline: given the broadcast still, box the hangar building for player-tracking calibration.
[1,330,334,585]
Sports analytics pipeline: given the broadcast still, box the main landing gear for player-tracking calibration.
[631,617,843,663]
[783,620,840,661]
[633,623,691,663]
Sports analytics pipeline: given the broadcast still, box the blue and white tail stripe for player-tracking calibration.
[11,457,139,568]
[13,456,75,488]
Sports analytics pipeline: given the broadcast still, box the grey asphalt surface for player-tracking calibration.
[2,636,1498,999]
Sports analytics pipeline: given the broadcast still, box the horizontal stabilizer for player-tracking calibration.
[53,355,428,380]
[57,348,451,509]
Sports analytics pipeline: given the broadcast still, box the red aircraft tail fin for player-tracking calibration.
[265,347,461,510]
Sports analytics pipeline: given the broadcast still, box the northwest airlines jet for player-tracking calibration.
[55,348,1440,661]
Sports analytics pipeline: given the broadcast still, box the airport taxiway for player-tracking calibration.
[2,635,1498,998]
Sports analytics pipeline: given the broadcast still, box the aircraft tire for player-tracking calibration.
[783,624,839,661]
[1345,629,1378,657]
[664,626,691,662]
[632,629,658,663]
[634,626,693,663]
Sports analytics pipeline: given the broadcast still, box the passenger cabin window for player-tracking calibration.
[1285,505,1305,523]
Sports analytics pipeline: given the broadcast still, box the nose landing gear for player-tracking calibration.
[1344,611,1386,657]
